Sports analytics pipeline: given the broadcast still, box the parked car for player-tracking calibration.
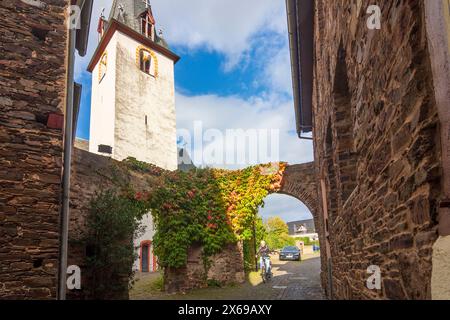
[279,246,301,261]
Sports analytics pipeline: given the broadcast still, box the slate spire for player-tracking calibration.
[107,0,168,48]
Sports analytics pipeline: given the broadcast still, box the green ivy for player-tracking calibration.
[147,169,236,268]
[145,163,286,269]
[86,161,286,292]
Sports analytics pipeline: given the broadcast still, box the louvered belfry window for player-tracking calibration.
[141,12,154,40]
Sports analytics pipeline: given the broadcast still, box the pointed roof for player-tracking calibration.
[87,0,179,72]
[107,0,169,49]
[142,5,156,25]
[108,0,146,32]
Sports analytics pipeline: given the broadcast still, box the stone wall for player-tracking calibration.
[164,243,245,294]
[67,148,162,299]
[0,0,68,299]
[312,0,442,299]
[68,148,245,297]
[279,162,318,218]
[425,0,450,300]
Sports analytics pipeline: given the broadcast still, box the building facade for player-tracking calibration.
[0,0,94,299]
[287,0,450,299]
[0,0,67,299]
[288,219,316,236]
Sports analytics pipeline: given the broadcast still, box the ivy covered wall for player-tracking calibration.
[68,148,286,298]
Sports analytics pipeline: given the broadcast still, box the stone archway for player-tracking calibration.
[278,162,318,219]
[163,161,321,293]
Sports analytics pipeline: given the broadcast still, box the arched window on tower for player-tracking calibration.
[140,49,152,74]
[136,46,158,77]
[98,52,107,83]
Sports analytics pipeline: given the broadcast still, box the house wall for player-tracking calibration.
[0,0,68,299]
[312,0,442,299]
[133,213,157,272]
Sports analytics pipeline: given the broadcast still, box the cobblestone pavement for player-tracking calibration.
[131,254,324,300]
[265,255,324,300]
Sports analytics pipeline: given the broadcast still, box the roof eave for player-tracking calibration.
[74,0,93,57]
[87,19,180,72]
[286,0,314,136]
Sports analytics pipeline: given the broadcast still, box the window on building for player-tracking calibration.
[140,12,154,40]
[136,46,158,77]
[136,47,158,77]
[139,49,152,74]
[99,52,107,82]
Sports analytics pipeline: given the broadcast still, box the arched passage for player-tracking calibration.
[277,162,318,220]
[255,164,323,299]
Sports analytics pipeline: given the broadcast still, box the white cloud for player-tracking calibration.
[259,194,313,223]
[176,92,313,169]
[151,0,287,70]
[76,0,289,78]
[263,43,293,95]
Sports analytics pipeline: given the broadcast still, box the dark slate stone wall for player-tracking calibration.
[0,0,68,299]
[312,0,441,300]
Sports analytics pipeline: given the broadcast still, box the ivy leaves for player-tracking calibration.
[146,163,286,269]
[87,161,286,275]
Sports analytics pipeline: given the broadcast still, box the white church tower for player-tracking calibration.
[87,0,179,171]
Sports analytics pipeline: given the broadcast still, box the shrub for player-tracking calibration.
[84,189,148,299]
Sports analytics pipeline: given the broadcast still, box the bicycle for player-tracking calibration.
[260,256,273,283]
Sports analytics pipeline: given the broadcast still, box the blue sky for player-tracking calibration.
[74,0,313,223]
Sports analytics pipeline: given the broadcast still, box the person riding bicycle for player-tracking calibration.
[256,240,271,274]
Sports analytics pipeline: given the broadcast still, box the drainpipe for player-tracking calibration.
[58,6,77,301]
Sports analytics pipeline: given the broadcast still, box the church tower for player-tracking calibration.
[87,0,179,170]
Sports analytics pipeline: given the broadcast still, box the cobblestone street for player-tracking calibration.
[265,255,324,300]
[131,254,324,300]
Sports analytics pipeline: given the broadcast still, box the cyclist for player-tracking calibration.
[256,240,272,277]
